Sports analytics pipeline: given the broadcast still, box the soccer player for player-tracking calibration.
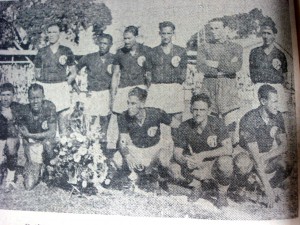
[116,87,174,192]
[196,18,243,144]
[34,22,77,133]
[170,93,234,208]
[238,84,292,208]
[110,26,152,114]
[249,20,289,112]
[146,21,187,127]
[76,33,114,118]
[0,83,22,191]
[18,83,57,190]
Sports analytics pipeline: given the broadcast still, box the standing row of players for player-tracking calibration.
[0,18,292,208]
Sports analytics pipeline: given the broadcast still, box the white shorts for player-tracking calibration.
[146,83,184,114]
[127,124,173,169]
[36,81,71,112]
[113,85,146,114]
[75,91,110,116]
[252,83,290,112]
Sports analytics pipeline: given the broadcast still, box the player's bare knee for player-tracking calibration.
[234,152,253,176]
[216,156,234,176]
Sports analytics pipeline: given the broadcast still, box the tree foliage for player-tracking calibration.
[0,0,112,49]
[187,8,274,51]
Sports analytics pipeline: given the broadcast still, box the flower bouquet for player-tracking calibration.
[47,131,108,195]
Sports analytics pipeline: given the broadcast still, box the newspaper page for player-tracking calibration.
[0,0,299,224]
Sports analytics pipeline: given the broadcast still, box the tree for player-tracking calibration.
[1,0,112,49]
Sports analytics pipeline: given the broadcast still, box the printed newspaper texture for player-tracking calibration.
[0,0,299,224]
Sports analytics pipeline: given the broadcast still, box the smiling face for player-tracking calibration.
[159,26,174,45]
[127,95,144,117]
[47,25,60,44]
[29,89,44,113]
[191,100,210,125]
[0,90,14,108]
[123,32,136,50]
[209,21,225,41]
[261,27,276,46]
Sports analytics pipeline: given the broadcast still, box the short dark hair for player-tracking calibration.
[260,20,277,34]
[28,83,44,96]
[98,33,113,44]
[124,26,139,36]
[190,93,211,108]
[47,22,62,32]
[209,18,227,28]
[159,21,175,31]
[0,83,15,94]
[128,87,147,102]
[258,84,277,101]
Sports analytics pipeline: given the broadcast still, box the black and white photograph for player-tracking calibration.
[0,0,299,223]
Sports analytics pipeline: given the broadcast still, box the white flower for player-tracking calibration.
[60,136,68,146]
[82,180,87,188]
[78,146,88,156]
[59,151,66,156]
[70,133,77,139]
[67,142,73,148]
[73,153,81,163]
[171,56,181,67]
[59,55,68,65]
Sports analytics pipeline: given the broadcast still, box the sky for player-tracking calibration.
[71,0,293,55]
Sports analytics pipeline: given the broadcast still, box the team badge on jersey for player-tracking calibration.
[137,56,146,67]
[171,56,181,67]
[107,64,113,74]
[270,126,279,139]
[41,120,48,130]
[147,126,158,137]
[272,58,282,70]
[207,135,217,148]
[59,55,68,65]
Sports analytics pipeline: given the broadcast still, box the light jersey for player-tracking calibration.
[113,43,152,88]
[197,40,243,78]
[118,107,171,148]
[17,100,57,134]
[249,46,288,84]
[150,45,187,84]
[76,52,115,92]
[239,106,286,153]
[174,116,229,155]
[34,45,76,83]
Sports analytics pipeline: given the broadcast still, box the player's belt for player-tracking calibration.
[204,73,236,79]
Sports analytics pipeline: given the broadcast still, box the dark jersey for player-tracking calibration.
[174,116,229,155]
[239,106,286,153]
[0,113,7,140]
[113,43,152,88]
[76,52,115,91]
[17,100,57,134]
[34,45,76,83]
[0,102,23,138]
[197,41,243,78]
[249,46,287,84]
[118,107,171,148]
[150,45,187,84]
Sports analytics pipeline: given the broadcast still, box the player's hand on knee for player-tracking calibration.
[186,157,198,170]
